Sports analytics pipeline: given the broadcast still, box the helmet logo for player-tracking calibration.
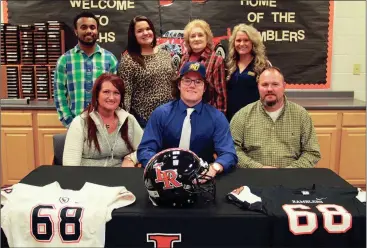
[154,163,182,189]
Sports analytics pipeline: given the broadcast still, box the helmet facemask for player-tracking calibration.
[184,159,216,203]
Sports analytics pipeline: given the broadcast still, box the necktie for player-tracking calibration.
[179,108,195,150]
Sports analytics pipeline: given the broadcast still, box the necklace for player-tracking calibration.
[105,118,117,129]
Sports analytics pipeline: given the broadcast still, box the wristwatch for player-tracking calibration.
[211,163,222,173]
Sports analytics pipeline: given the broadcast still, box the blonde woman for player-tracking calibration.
[226,24,271,121]
[179,19,227,115]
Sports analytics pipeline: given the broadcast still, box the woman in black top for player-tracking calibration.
[226,24,270,121]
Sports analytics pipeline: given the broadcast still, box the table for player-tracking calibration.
[2,166,363,248]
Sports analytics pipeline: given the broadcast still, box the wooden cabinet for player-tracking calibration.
[1,112,35,185]
[314,128,338,171]
[1,111,66,185]
[1,109,365,187]
[1,128,35,185]
[1,112,33,126]
[338,112,366,188]
[341,113,365,127]
[37,128,67,165]
[309,112,340,172]
[36,112,67,166]
[309,112,339,127]
[310,110,366,187]
[339,127,366,187]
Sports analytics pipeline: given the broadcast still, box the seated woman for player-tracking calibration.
[63,73,143,167]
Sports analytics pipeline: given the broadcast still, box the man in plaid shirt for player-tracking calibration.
[230,67,321,168]
[54,11,118,127]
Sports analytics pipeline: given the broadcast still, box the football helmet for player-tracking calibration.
[143,148,216,207]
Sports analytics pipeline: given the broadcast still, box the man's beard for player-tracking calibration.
[78,36,97,46]
[261,94,278,107]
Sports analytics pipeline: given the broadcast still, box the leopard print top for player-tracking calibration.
[118,48,175,126]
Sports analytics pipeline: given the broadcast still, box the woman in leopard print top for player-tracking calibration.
[118,15,175,128]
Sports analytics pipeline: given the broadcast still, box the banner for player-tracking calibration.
[7,0,333,88]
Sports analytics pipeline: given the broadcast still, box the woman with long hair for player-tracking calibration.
[118,15,175,128]
[179,19,227,115]
[226,24,271,121]
[63,73,143,167]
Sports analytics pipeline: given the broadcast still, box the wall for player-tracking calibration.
[331,1,366,101]
[1,1,366,100]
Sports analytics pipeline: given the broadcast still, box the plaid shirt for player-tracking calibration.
[230,97,321,168]
[54,44,118,127]
[179,47,227,114]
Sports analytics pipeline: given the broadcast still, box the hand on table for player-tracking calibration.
[121,158,135,167]
[262,165,276,169]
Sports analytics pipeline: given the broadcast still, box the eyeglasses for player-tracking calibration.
[181,78,204,86]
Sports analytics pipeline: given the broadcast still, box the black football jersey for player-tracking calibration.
[227,185,366,248]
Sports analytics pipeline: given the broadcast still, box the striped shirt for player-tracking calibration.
[180,47,227,114]
[230,97,321,168]
[54,44,118,127]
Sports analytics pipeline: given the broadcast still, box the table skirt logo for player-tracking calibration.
[147,233,182,248]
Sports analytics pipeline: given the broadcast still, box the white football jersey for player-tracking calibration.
[1,182,135,247]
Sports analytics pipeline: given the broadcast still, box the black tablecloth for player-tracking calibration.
[1,166,361,247]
